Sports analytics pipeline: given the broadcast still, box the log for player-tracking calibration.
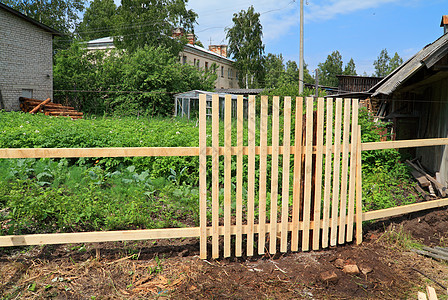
[47,111,83,116]
[412,249,448,262]
[29,98,51,114]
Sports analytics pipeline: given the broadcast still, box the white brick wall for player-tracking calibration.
[0,8,53,111]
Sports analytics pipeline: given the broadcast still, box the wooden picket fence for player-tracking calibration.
[198,95,362,259]
[3,95,448,259]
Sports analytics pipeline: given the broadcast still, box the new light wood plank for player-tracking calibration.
[212,94,220,258]
[280,97,292,253]
[224,94,232,258]
[347,99,359,242]
[199,94,208,259]
[247,95,256,256]
[418,292,428,300]
[312,98,325,250]
[291,97,304,251]
[338,99,351,244]
[269,96,280,254]
[330,98,343,246]
[363,198,448,221]
[236,95,244,257]
[0,219,354,248]
[322,98,334,248]
[356,126,363,245]
[302,97,314,252]
[259,95,269,255]
[362,138,448,151]
[426,286,438,300]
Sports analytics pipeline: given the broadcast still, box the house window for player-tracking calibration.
[22,89,33,99]
[221,66,224,78]
[236,71,239,80]
[196,59,200,69]
[205,62,208,70]
[182,56,187,65]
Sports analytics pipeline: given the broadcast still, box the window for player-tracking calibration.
[205,62,208,70]
[221,66,224,78]
[236,71,239,80]
[196,59,200,69]
[22,89,33,98]
[182,56,187,65]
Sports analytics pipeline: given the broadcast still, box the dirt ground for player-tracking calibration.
[1,207,448,299]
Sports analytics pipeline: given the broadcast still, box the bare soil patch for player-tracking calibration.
[1,207,448,299]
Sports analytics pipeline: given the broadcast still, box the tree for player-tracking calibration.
[373,49,391,77]
[263,53,285,88]
[76,0,117,40]
[388,52,403,74]
[373,49,403,77]
[114,0,197,53]
[54,42,216,115]
[226,6,265,89]
[343,58,357,76]
[3,0,85,33]
[318,50,343,87]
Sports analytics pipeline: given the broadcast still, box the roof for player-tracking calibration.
[215,88,264,95]
[0,2,62,36]
[370,33,448,97]
[85,36,234,63]
[183,43,234,63]
[174,90,242,100]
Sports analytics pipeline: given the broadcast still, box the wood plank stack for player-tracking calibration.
[406,159,447,200]
[19,97,83,119]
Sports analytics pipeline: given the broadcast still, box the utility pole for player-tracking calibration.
[299,0,304,94]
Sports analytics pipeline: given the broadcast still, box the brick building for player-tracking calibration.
[0,3,60,111]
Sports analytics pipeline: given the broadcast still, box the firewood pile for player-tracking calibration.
[406,158,447,200]
[19,97,83,119]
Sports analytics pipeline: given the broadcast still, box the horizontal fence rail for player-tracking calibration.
[1,96,448,257]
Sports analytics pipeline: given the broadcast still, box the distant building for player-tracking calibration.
[0,3,61,111]
[86,32,240,90]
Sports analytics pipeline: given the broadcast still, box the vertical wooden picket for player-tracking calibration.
[269,96,280,254]
[211,94,220,259]
[198,93,361,258]
[258,95,268,255]
[280,97,292,253]
[224,95,232,258]
[312,98,325,250]
[302,97,314,251]
[291,97,304,252]
[347,99,359,242]
[236,95,244,257]
[331,98,343,246]
[247,95,256,256]
[322,99,334,248]
[338,99,351,244]
[356,125,363,245]
[199,94,207,259]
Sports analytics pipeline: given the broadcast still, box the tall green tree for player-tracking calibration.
[343,58,357,75]
[226,6,265,89]
[114,0,197,53]
[373,48,391,77]
[263,53,284,88]
[76,0,117,40]
[388,52,403,74]
[318,50,343,87]
[373,49,403,77]
[3,0,85,33]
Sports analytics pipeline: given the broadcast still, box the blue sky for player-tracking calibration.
[187,0,448,75]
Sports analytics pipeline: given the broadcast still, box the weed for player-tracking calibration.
[377,225,423,250]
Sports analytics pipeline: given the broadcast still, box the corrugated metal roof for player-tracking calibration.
[370,34,448,97]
